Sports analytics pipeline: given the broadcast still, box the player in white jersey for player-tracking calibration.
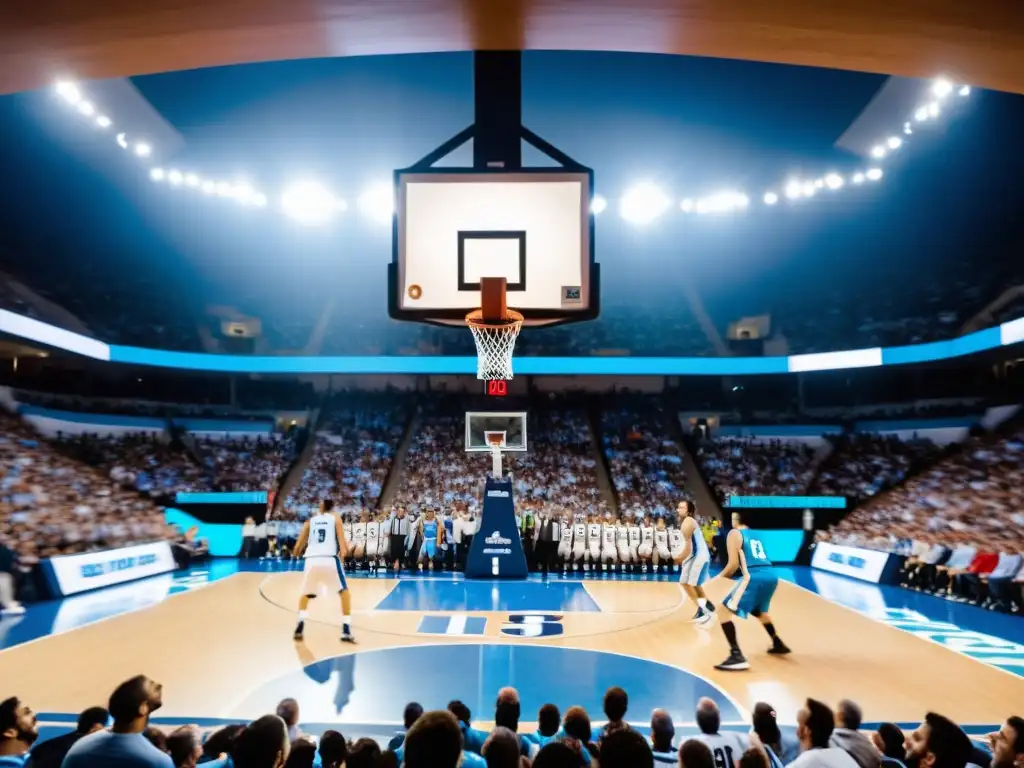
[627,519,641,572]
[638,516,655,571]
[674,500,716,623]
[694,698,749,767]
[365,514,381,571]
[342,517,353,564]
[586,517,602,570]
[351,512,369,566]
[615,518,632,569]
[557,514,574,569]
[293,499,354,643]
[600,518,618,569]
[572,519,587,570]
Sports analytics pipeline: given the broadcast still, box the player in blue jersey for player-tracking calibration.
[417,508,442,571]
[711,512,790,671]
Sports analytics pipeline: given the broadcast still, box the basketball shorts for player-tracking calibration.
[723,570,778,619]
[601,545,617,562]
[655,545,670,561]
[366,538,379,557]
[617,543,632,562]
[353,537,366,552]
[679,555,710,587]
[420,540,437,560]
[572,543,586,560]
[638,542,653,557]
[301,556,348,596]
[557,541,572,559]
[588,542,601,559]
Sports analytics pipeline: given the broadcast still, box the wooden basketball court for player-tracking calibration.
[3,568,1020,736]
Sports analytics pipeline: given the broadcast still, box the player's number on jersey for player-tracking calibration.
[750,539,766,560]
[317,528,327,543]
[713,747,736,768]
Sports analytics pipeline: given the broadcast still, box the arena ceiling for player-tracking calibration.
[3,0,1024,97]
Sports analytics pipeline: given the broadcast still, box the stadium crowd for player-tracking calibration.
[822,428,1024,614]
[809,434,946,504]
[2,675,1020,768]
[695,438,818,505]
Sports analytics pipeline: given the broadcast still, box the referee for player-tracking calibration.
[388,507,410,572]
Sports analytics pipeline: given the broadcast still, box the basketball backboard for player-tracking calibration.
[391,169,597,327]
[465,411,527,452]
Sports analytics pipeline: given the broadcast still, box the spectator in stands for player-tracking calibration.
[166,727,202,768]
[903,714,973,768]
[388,702,423,752]
[533,741,586,768]
[230,715,290,768]
[680,739,716,768]
[0,696,38,765]
[143,728,167,754]
[282,739,316,768]
[200,724,244,767]
[25,705,108,768]
[63,675,174,768]
[871,724,907,768]
[465,688,529,757]
[561,706,596,762]
[448,701,473,730]
[650,709,677,764]
[601,728,654,768]
[988,717,1024,768]
[831,700,881,768]
[317,731,347,768]
[0,538,24,616]
[345,739,382,768]
[598,687,633,742]
[695,698,749,758]
[788,699,858,768]
[483,727,522,768]
[752,702,801,766]
[403,710,465,768]
[275,698,301,742]
[528,704,562,752]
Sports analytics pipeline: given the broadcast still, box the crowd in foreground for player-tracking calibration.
[2,675,1021,768]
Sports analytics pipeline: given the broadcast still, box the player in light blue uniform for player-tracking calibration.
[417,508,441,571]
[711,512,790,671]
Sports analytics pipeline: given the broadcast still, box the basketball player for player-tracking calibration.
[668,521,683,572]
[365,512,381,573]
[601,515,618,571]
[710,512,790,670]
[674,501,716,623]
[342,514,354,567]
[293,499,354,643]
[616,517,632,571]
[638,515,655,572]
[654,518,670,571]
[557,513,575,571]
[571,516,587,572]
[627,516,641,573]
[351,512,368,568]
[586,515,602,572]
[417,507,442,571]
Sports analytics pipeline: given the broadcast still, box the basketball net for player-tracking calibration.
[466,277,523,381]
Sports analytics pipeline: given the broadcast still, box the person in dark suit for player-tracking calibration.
[535,514,559,576]
[25,706,108,768]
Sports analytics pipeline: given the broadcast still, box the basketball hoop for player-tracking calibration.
[466,277,523,381]
[485,431,507,478]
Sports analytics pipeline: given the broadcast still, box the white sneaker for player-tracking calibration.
[2,603,26,615]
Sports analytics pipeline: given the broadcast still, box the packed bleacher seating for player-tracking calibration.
[602,403,694,518]
[3,676,1017,768]
[198,435,297,493]
[695,437,818,504]
[822,428,1024,613]
[285,405,408,515]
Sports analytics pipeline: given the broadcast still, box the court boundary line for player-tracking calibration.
[222,641,751,726]
[0,571,240,655]
[580,579,686,615]
[779,577,1024,683]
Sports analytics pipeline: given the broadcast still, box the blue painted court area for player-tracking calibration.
[375,578,601,612]
[230,643,741,726]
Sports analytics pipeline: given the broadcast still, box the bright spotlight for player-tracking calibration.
[959,85,971,97]
[149,168,165,182]
[927,101,941,118]
[253,193,268,207]
[359,184,395,224]
[619,182,670,225]
[887,136,903,150]
[870,145,886,159]
[702,191,744,213]
[866,168,883,181]
[764,191,779,205]
[77,100,95,117]
[215,181,232,197]
[336,199,349,212]
[116,133,128,149]
[282,180,338,225]
[932,78,953,98]
[735,193,749,208]
[680,199,694,213]
[168,170,183,185]
[184,173,200,187]
[55,81,81,104]
[95,115,112,129]
[852,172,866,185]
[825,173,844,190]
[201,181,215,195]
[233,184,254,203]
[814,179,825,189]
[590,195,607,215]
[903,122,913,135]
[134,142,151,158]
[801,181,816,197]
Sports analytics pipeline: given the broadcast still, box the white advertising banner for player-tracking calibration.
[48,542,177,596]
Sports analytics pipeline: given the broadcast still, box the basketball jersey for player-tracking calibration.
[628,525,641,546]
[561,524,574,544]
[683,520,710,561]
[655,528,668,548]
[366,521,380,542]
[616,525,628,544]
[740,529,772,570]
[696,732,750,768]
[343,521,352,542]
[306,513,340,558]
[574,523,586,543]
[641,525,654,543]
[602,525,616,546]
[423,518,438,542]
[588,524,601,542]
[352,521,367,542]
[669,528,682,551]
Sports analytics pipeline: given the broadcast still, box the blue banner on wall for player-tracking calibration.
[164,508,243,557]
[175,491,268,505]
[727,496,846,509]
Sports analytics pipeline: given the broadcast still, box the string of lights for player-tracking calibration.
[53,76,970,226]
